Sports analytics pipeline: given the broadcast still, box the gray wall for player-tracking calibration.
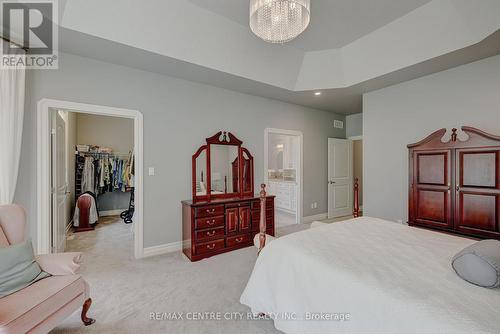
[76,113,134,154]
[346,113,363,138]
[17,52,345,249]
[363,55,500,223]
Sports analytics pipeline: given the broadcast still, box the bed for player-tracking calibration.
[240,217,500,334]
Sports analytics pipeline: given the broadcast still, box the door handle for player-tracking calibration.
[328,181,336,185]
[456,185,460,192]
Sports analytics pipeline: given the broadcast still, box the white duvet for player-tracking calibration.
[240,217,500,334]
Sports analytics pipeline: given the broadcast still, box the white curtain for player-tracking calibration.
[0,40,25,204]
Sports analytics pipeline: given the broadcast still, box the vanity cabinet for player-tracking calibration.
[182,196,275,261]
[268,181,297,213]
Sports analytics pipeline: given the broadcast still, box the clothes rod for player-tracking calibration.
[75,151,132,157]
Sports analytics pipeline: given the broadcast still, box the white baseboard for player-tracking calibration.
[302,213,328,223]
[142,241,182,258]
[100,209,127,217]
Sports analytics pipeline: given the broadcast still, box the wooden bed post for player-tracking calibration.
[258,184,267,254]
[353,178,360,218]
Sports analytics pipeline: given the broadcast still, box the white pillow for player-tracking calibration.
[452,240,500,288]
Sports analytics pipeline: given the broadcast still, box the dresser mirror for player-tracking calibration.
[194,147,207,196]
[241,149,253,195]
[210,144,239,194]
[192,131,254,202]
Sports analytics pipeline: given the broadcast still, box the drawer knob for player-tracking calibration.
[207,219,215,225]
[206,209,215,213]
[206,231,216,237]
[235,237,243,243]
[207,243,216,250]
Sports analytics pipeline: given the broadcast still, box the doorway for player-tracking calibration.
[264,128,303,226]
[327,136,363,219]
[351,137,363,215]
[327,138,353,218]
[50,109,136,254]
[37,99,144,258]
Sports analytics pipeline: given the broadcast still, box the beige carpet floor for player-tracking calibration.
[51,217,311,334]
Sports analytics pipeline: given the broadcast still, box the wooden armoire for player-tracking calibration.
[408,126,500,239]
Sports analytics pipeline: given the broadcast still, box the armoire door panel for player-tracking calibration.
[415,189,448,224]
[417,153,447,185]
[412,150,452,229]
[457,193,497,231]
[460,151,497,188]
[455,148,499,235]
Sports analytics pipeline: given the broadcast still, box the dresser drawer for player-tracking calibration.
[226,234,251,248]
[195,227,225,242]
[196,215,224,230]
[252,217,274,232]
[252,208,274,220]
[225,201,250,209]
[195,205,224,218]
[251,198,274,209]
[194,239,225,255]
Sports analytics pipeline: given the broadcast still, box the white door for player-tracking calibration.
[328,138,353,218]
[51,111,68,253]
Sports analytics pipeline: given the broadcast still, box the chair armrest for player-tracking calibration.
[36,252,83,275]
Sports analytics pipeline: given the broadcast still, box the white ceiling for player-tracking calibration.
[60,28,500,115]
[187,0,433,51]
[15,0,500,114]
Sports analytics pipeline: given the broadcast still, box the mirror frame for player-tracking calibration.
[192,145,209,202]
[192,131,254,202]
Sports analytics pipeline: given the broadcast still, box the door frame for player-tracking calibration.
[264,128,303,225]
[37,99,145,259]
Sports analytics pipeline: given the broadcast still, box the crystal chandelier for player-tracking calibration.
[250,0,311,44]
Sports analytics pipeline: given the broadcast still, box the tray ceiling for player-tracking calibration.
[187,0,433,51]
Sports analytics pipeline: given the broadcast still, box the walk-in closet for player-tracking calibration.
[50,109,136,254]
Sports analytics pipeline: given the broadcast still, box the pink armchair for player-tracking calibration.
[0,205,94,334]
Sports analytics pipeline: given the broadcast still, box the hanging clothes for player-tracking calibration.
[81,157,95,193]
[77,149,135,198]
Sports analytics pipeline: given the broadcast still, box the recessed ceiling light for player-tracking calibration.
[314,92,321,96]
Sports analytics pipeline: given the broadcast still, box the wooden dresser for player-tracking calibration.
[183,131,276,261]
[182,196,275,261]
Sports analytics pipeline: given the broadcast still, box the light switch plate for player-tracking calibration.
[148,167,155,176]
